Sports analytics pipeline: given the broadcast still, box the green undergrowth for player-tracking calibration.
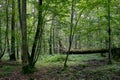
[80,63,120,80]
[43,61,120,80]
[35,54,120,80]
[0,65,16,77]
[0,54,120,79]
[36,54,105,67]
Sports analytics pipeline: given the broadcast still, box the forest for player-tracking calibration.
[0,0,120,80]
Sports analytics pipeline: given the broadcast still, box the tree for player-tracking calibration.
[10,0,16,61]
[21,0,29,70]
[0,4,2,59]
[64,0,74,67]
[64,0,85,67]
[0,1,6,59]
[29,0,43,68]
[5,0,11,59]
[108,0,112,64]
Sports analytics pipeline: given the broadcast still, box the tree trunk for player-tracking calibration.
[6,0,10,58]
[21,0,29,69]
[64,0,74,67]
[30,0,43,67]
[74,35,78,49]
[0,10,2,59]
[49,26,52,55]
[49,14,55,55]
[10,0,16,61]
[108,0,112,64]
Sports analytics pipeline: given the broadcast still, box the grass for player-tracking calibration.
[0,65,16,77]
[36,54,105,67]
[80,63,120,80]
[0,54,120,79]
[2,53,105,67]
[34,54,120,80]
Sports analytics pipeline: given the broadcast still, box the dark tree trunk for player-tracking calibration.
[41,32,46,54]
[49,27,52,55]
[17,0,22,60]
[108,0,112,64]
[60,47,120,55]
[64,0,74,67]
[74,35,77,49]
[30,0,43,67]
[16,24,19,60]
[0,10,2,59]
[49,15,55,55]
[10,0,16,61]
[52,28,55,53]
[16,39,19,59]
[21,0,29,69]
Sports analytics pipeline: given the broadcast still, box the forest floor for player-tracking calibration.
[0,54,120,80]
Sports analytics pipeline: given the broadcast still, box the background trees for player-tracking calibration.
[0,0,120,73]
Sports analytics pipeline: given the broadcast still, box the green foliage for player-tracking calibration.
[69,54,104,61]
[0,65,15,77]
[101,64,120,73]
[0,0,120,78]
[45,54,66,62]
[81,63,120,80]
[36,54,105,67]
[0,54,120,79]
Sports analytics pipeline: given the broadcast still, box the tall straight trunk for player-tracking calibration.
[0,11,2,57]
[0,0,10,59]
[21,0,29,67]
[41,33,45,54]
[49,27,52,55]
[16,24,19,60]
[18,0,22,27]
[0,13,1,48]
[74,35,78,49]
[16,38,19,59]
[49,15,55,54]
[17,0,21,60]
[53,28,55,53]
[78,33,81,49]
[108,0,112,64]
[10,0,16,61]
[6,0,10,56]
[0,9,4,59]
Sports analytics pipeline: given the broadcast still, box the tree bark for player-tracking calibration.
[49,14,55,55]
[64,0,74,67]
[0,10,1,47]
[60,48,120,55]
[108,0,112,64]
[21,0,29,68]
[30,0,43,67]
[10,0,16,61]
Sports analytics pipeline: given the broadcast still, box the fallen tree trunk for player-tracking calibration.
[69,49,108,54]
[59,40,120,58]
[60,48,120,55]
